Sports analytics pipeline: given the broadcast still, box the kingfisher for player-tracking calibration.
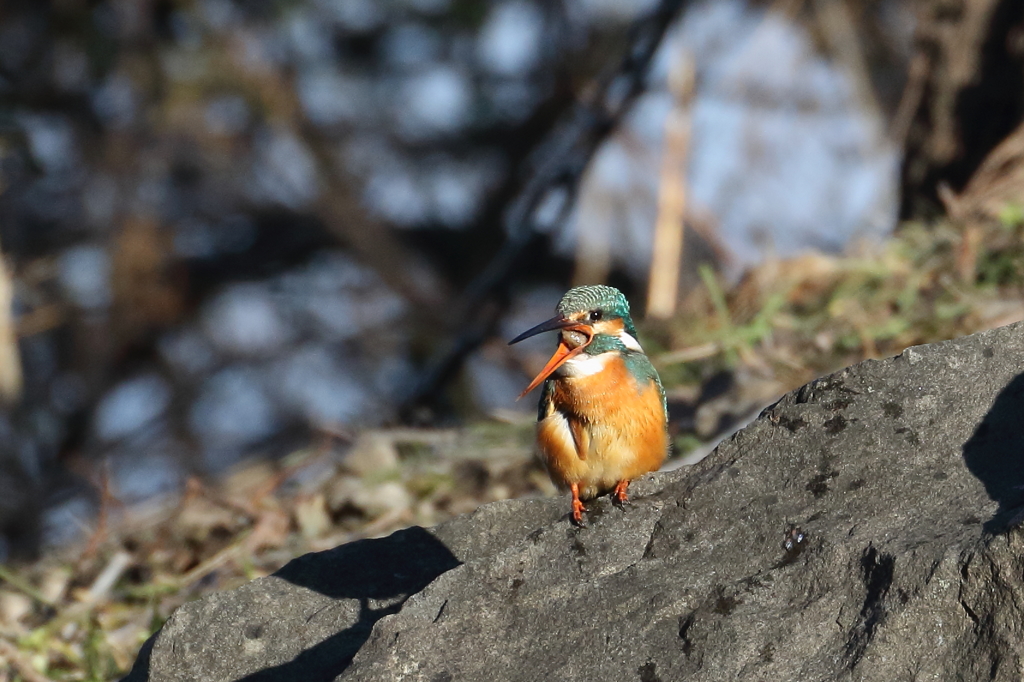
[509,285,668,525]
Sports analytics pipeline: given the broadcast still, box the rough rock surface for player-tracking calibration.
[124,322,1024,681]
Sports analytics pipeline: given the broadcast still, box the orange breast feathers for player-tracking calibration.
[536,355,668,499]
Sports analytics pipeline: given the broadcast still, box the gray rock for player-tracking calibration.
[123,322,1024,682]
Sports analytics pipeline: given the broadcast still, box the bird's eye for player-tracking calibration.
[588,310,602,322]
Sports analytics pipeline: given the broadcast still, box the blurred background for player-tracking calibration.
[2,0,1024,676]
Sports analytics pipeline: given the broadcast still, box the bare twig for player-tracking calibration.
[80,461,122,564]
[176,535,248,588]
[312,163,450,311]
[0,564,54,607]
[889,51,930,149]
[0,637,56,682]
[81,551,132,604]
[813,0,884,130]
[647,52,695,319]
[653,342,720,366]
[0,245,22,404]
[951,119,1024,222]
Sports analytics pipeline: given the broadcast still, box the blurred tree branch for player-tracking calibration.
[403,0,693,418]
[900,0,1024,219]
[217,40,452,313]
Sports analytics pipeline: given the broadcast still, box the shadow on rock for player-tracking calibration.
[246,526,459,681]
[112,524,459,682]
[963,372,1024,533]
[123,526,460,682]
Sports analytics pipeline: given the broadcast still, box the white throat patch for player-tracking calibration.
[558,352,611,378]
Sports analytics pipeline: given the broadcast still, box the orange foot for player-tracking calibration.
[570,483,586,526]
[612,480,630,508]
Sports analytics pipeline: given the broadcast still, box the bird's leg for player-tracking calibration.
[612,480,630,508]
[570,483,586,526]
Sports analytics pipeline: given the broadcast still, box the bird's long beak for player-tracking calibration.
[509,315,592,399]
[508,315,580,345]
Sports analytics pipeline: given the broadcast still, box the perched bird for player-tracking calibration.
[509,285,668,524]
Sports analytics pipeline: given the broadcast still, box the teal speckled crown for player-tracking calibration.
[556,285,636,337]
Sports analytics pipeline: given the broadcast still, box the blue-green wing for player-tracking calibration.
[537,379,556,422]
[624,352,667,418]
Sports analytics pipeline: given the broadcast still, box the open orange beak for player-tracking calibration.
[508,316,593,399]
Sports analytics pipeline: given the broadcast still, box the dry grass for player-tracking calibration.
[651,217,1024,398]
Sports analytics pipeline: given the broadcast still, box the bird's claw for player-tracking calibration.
[612,480,630,509]
[569,483,588,526]
[571,498,586,526]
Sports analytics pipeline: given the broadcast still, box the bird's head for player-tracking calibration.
[508,285,640,398]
